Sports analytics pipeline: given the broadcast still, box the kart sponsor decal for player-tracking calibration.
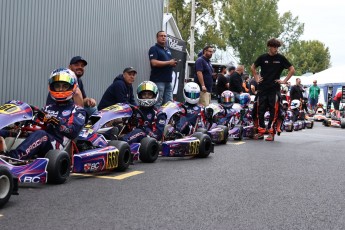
[189,139,200,155]
[104,104,123,111]
[0,103,20,114]
[62,110,71,116]
[84,162,103,172]
[21,176,46,183]
[78,113,85,120]
[106,150,119,169]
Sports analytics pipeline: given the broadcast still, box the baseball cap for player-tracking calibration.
[70,56,87,66]
[123,67,137,74]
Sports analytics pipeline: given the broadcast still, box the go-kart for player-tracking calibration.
[0,100,131,185]
[0,165,18,208]
[322,110,345,128]
[157,101,214,158]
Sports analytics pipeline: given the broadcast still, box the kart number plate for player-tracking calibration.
[106,150,120,169]
[189,140,200,155]
[0,104,19,114]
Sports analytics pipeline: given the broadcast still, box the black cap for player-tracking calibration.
[123,67,137,74]
[70,56,87,66]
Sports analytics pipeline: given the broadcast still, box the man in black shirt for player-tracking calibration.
[229,65,244,102]
[251,38,295,141]
[216,66,229,103]
[289,78,304,101]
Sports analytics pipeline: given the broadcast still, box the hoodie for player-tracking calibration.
[98,74,137,110]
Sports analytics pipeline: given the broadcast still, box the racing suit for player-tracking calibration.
[5,100,86,160]
[175,102,202,135]
[120,106,166,144]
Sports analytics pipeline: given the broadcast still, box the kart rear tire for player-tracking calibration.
[307,121,314,129]
[192,132,212,158]
[0,166,13,208]
[108,140,131,172]
[45,150,70,184]
[218,125,229,144]
[234,126,243,141]
[139,137,159,163]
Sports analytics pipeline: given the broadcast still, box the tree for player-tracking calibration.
[166,0,226,60]
[220,0,304,69]
[285,40,331,75]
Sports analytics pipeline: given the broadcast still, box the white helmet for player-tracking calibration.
[290,99,300,110]
[183,82,200,104]
[137,81,159,107]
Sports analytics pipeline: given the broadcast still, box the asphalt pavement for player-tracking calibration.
[1,122,345,230]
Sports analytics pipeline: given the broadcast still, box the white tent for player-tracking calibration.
[307,65,345,86]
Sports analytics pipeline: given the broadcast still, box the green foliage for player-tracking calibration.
[285,40,331,75]
[167,0,226,60]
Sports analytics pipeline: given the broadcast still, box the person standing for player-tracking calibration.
[289,78,304,102]
[98,67,137,110]
[309,80,320,111]
[225,66,235,83]
[249,75,258,96]
[216,66,229,103]
[148,31,177,109]
[229,65,245,102]
[194,45,214,107]
[251,38,295,141]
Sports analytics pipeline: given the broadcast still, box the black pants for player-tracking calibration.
[257,91,281,129]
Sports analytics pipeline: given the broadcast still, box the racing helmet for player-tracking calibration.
[220,90,235,108]
[239,93,251,108]
[48,68,77,102]
[137,81,159,107]
[183,82,200,104]
[290,99,300,110]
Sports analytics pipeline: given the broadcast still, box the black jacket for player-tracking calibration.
[98,74,137,110]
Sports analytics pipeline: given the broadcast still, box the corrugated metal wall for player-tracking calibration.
[0,0,164,107]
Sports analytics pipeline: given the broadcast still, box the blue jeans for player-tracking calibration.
[155,82,173,109]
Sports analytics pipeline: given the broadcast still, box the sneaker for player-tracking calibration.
[0,136,7,153]
[254,133,264,140]
[265,133,275,141]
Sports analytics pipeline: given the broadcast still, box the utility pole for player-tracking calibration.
[190,0,196,61]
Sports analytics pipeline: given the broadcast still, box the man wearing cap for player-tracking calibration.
[46,56,97,116]
[149,31,177,108]
[97,67,137,110]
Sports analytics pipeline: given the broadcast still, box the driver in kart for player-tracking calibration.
[119,81,166,145]
[0,68,86,160]
[174,82,203,136]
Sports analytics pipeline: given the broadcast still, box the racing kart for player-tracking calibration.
[156,101,214,158]
[0,100,131,185]
[313,106,328,121]
[322,109,345,128]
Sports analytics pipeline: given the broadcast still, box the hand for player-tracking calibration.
[275,79,285,84]
[201,85,207,92]
[84,98,96,107]
[170,59,178,67]
[44,115,60,127]
[256,76,263,84]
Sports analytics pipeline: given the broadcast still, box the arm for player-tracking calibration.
[251,64,261,83]
[150,59,177,68]
[197,71,207,92]
[281,66,295,84]
[58,106,86,140]
[73,87,84,107]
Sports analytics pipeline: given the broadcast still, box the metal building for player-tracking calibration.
[0,0,164,107]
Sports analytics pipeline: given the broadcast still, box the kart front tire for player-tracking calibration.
[0,166,13,208]
[341,119,345,129]
[192,132,212,158]
[234,126,243,141]
[45,150,70,184]
[218,125,229,144]
[108,140,131,172]
[139,137,159,163]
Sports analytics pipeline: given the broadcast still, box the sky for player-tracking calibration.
[278,0,345,68]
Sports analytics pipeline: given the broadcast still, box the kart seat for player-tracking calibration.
[4,137,25,150]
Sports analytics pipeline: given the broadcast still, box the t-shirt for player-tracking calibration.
[216,74,228,95]
[194,56,214,92]
[253,53,292,94]
[149,43,173,83]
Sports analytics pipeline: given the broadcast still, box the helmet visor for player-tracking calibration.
[137,83,156,93]
[184,91,200,99]
[49,73,74,85]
